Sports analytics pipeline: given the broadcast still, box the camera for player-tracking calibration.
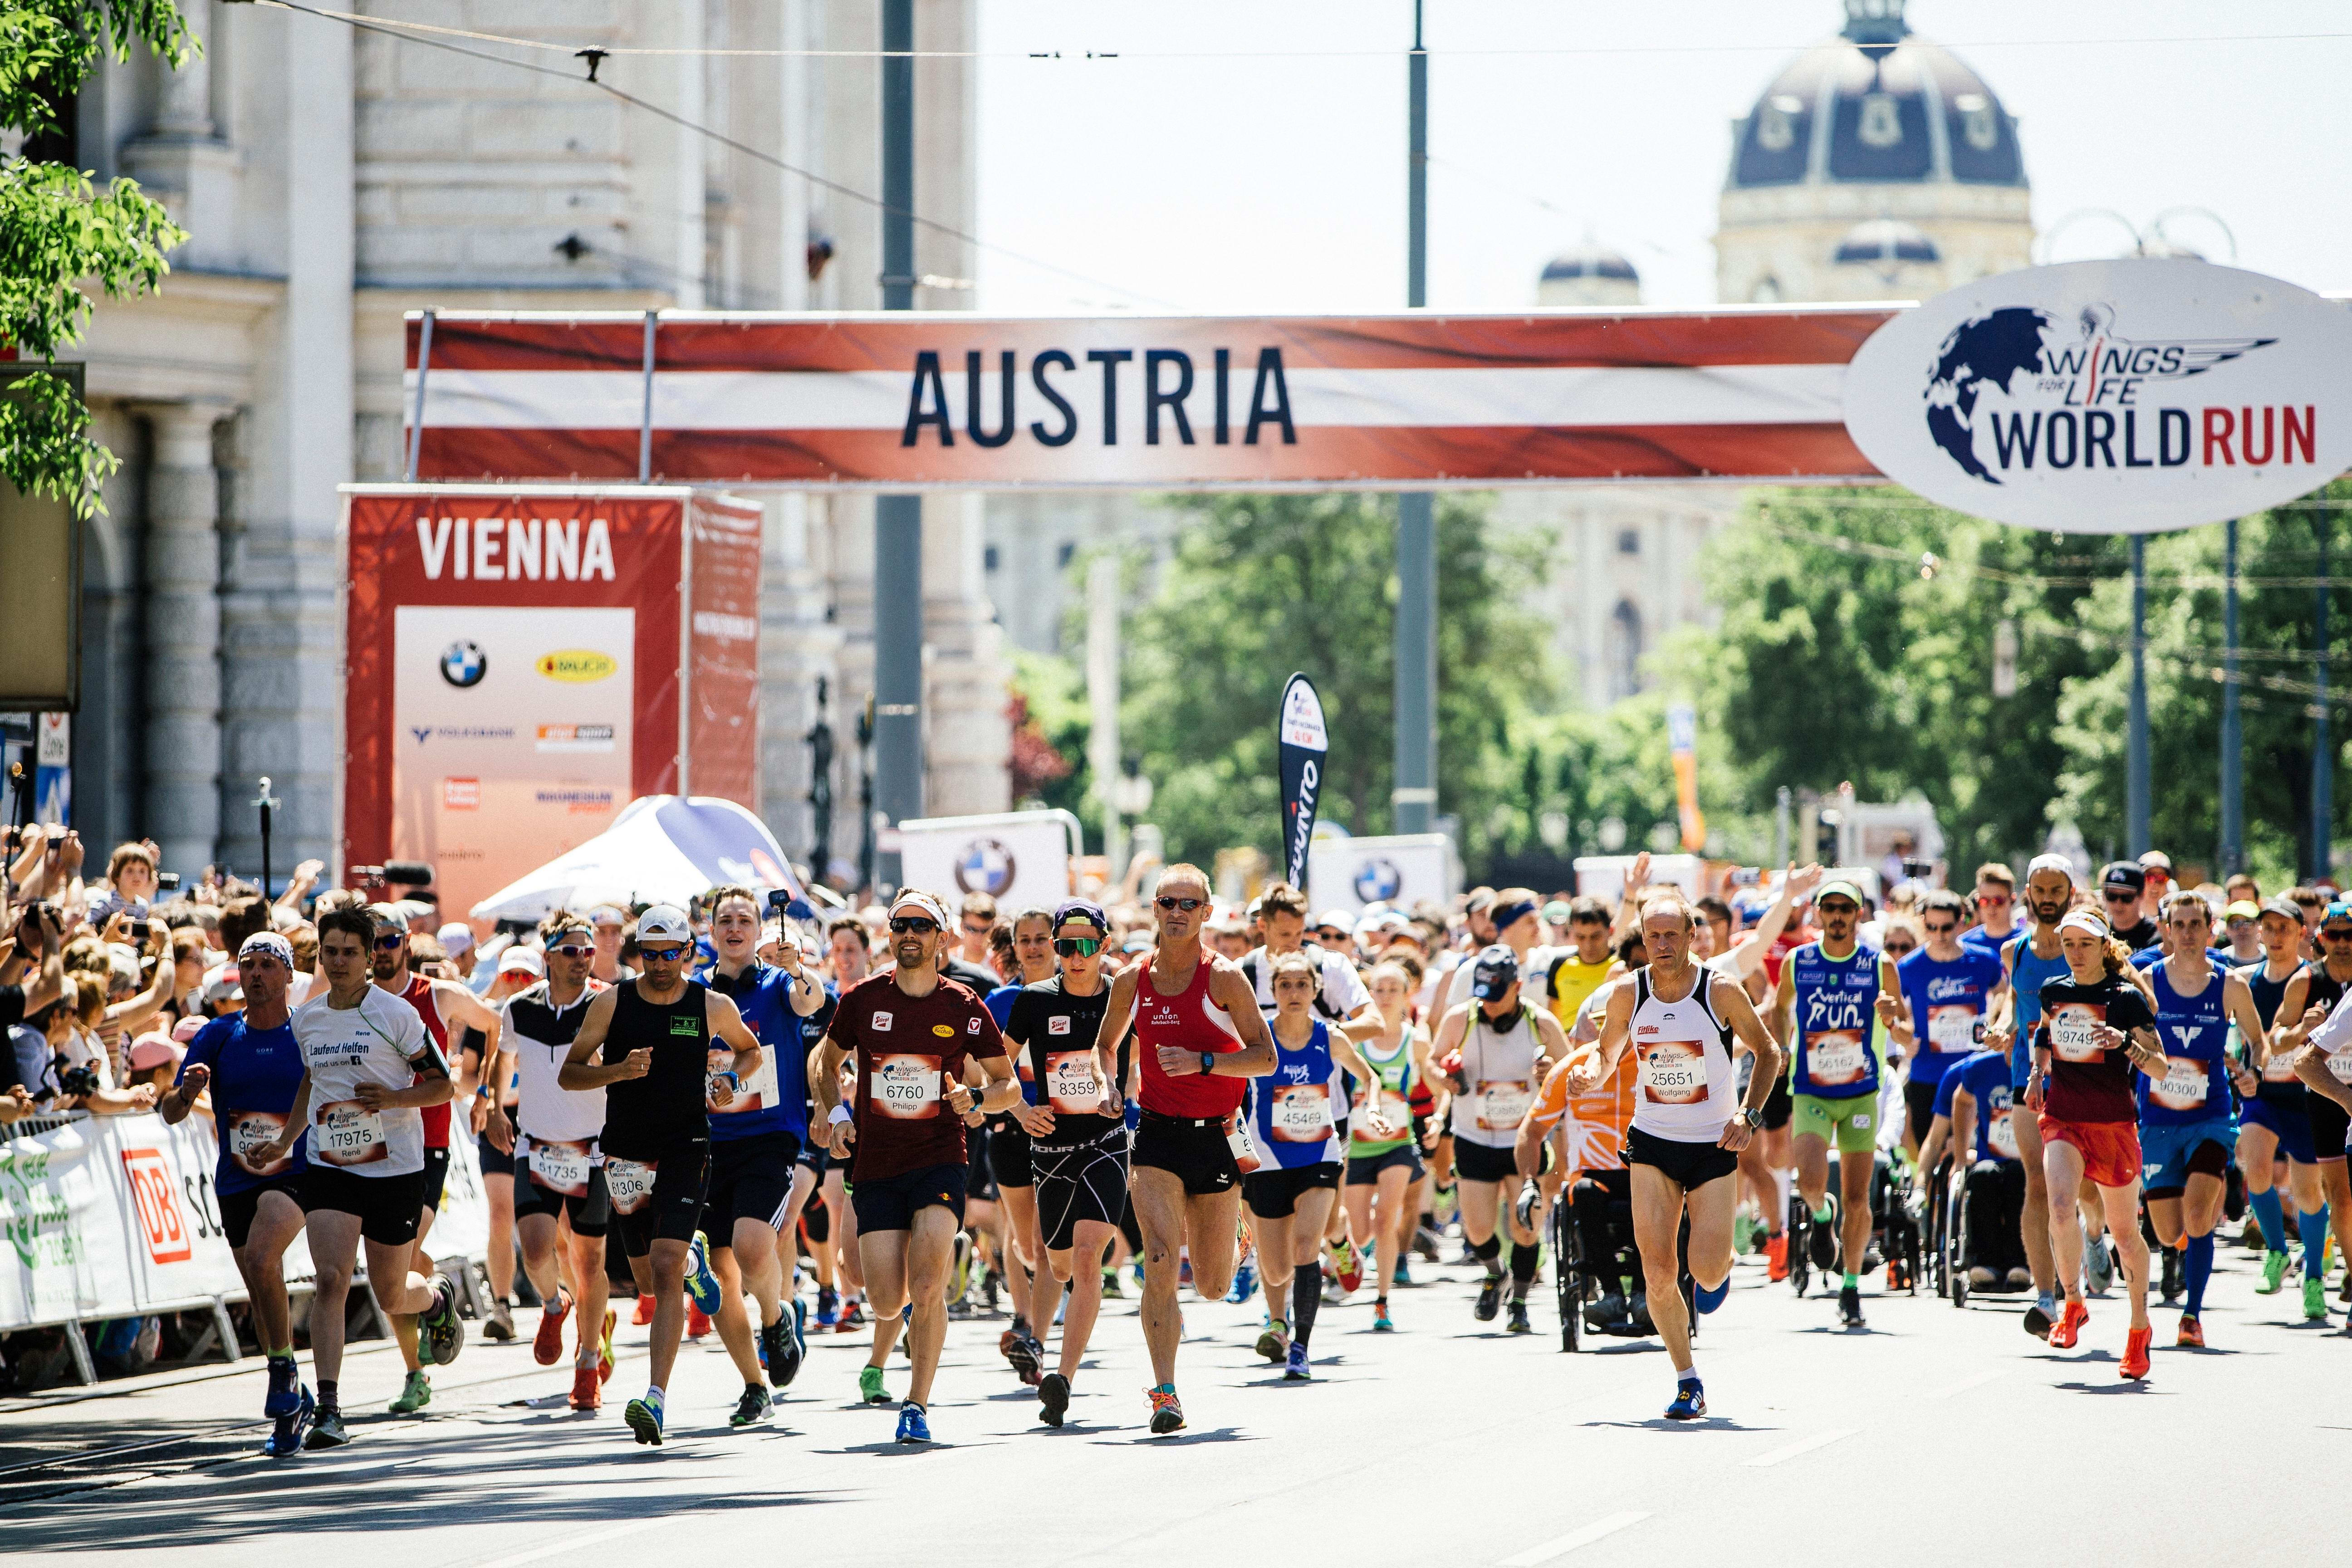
[130,918,151,946]
[157,872,181,891]
[55,1060,101,1098]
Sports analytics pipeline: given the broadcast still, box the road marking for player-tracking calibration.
[1741,1427,1856,1467]
[1929,1369,2004,1400]
[1498,1511,1651,1565]
[472,1516,666,1568]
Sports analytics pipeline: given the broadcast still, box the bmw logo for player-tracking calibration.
[954,837,1016,896]
[440,640,488,688]
[1353,857,1403,903]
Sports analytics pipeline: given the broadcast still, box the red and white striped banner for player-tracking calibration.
[404,309,1894,487]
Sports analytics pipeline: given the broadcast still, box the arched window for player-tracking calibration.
[1607,599,1644,700]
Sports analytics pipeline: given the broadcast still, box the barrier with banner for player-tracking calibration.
[0,1113,490,1335]
[894,810,1083,912]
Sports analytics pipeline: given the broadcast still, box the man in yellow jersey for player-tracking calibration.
[1543,898,1622,1034]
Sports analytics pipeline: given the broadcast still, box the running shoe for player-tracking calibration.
[1101,1268,1124,1299]
[858,1363,891,1405]
[625,1393,665,1446]
[686,1304,714,1340]
[815,1284,840,1326]
[1763,1231,1789,1283]
[2176,1314,2205,1349]
[1505,1300,1534,1335]
[2158,1247,2180,1304]
[730,1384,774,1427]
[2084,1235,2114,1296]
[2049,1298,2089,1349]
[265,1354,301,1418]
[1474,1277,1503,1322]
[484,1296,516,1342]
[1664,1379,1705,1421]
[1284,1343,1310,1381]
[1039,1372,1071,1427]
[1147,1385,1186,1434]
[1255,1320,1290,1362]
[264,1386,314,1458]
[597,1308,616,1384]
[421,1274,466,1367]
[1734,1210,1756,1255]
[1004,1329,1044,1385]
[1837,1283,1865,1330]
[568,1366,602,1411]
[2023,1300,2055,1340]
[1334,1240,1362,1295]
[304,1404,350,1450]
[389,1369,432,1415]
[776,1316,813,1392]
[895,1401,931,1444]
[837,1297,867,1333]
[534,1286,574,1366]
[2120,1325,2153,1380]
[1372,1301,1395,1333]
[1225,1256,1257,1305]
[2304,1277,2330,1322]
[1807,1211,1837,1272]
[632,1291,656,1326]
[1413,1224,1442,1262]
[684,1232,724,1314]
[1392,1259,1411,1288]
[948,1231,973,1305]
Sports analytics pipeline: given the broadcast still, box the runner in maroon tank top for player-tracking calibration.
[1094,863,1274,1434]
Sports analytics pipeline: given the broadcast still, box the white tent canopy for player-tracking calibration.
[469,795,806,924]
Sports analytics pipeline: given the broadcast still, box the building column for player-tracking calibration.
[140,401,232,880]
[759,492,844,877]
[921,493,1011,817]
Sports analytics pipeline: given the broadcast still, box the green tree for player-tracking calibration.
[2,2,193,514]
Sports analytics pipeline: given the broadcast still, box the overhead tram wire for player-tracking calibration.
[246,0,1186,313]
[1757,514,2352,592]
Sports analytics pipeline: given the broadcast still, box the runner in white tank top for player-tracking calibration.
[1577,896,1784,1423]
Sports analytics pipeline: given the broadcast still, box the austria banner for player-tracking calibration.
[1279,675,1328,891]
[403,309,1884,488]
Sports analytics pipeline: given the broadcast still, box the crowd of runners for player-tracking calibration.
[29,838,2351,1450]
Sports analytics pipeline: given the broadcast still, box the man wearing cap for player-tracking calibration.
[2222,899,2265,965]
[586,905,632,985]
[2138,851,2176,910]
[163,929,317,1453]
[1433,943,1569,1333]
[1984,854,2078,1336]
[811,888,1019,1444]
[436,921,479,983]
[2100,863,2161,953]
[559,902,765,1444]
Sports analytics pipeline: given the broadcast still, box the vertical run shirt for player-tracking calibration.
[181,1013,310,1193]
[1788,940,1883,1099]
[291,988,436,1176]
[831,972,1006,1181]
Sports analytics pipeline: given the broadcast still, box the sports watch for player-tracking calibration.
[1738,1106,1764,1130]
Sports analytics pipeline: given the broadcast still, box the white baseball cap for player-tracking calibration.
[436,921,476,956]
[498,945,545,978]
[635,904,691,943]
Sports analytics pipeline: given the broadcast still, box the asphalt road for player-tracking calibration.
[5,1230,2342,1566]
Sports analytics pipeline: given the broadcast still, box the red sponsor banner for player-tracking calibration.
[119,1147,193,1265]
[686,492,763,804]
[403,309,1888,487]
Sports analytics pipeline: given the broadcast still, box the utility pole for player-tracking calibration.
[1393,1,1437,836]
[2220,519,2242,875]
[2127,536,2149,857]
[2316,511,2333,879]
[872,0,922,889]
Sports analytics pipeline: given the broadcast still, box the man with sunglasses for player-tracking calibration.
[2273,902,2352,1322]
[2099,863,2161,953]
[954,891,1000,972]
[1092,863,1277,1435]
[1003,900,1127,1426]
[365,903,505,1416]
[1882,889,2008,1163]
[813,889,1019,1443]
[1959,863,2019,958]
[1984,854,2077,1337]
[559,904,766,1445]
[981,906,1060,1387]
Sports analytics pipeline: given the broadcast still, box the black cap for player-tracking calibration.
[2101,862,2146,894]
[1469,943,1520,1000]
[1051,898,1109,933]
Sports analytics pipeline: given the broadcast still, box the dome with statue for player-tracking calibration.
[1715,0,2034,304]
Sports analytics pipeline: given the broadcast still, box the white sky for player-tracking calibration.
[971,0,2352,314]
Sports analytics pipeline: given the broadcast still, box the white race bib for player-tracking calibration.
[314,1100,387,1167]
[1988,1110,2020,1160]
[1268,1083,1333,1143]
[2151,1056,2210,1111]
[1044,1050,1101,1113]
[2261,1051,2300,1083]
[226,1110,293,1177]
[2328,1044,2352,1084]
[1926,1004,1981,1053]
[1352,1087,1411,1141]
[528,1138,593,1198]
[1475,1079,1532,1132]
[1639,1040,1709,1104]
[2048,1004,2104,1063]
[1804,1029,1869,1087]
[870,1054,944,1120]
[605,1157,657,1214]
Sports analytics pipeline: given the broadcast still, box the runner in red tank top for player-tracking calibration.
[365,905,505,1414]
[1093,864,1273,1434]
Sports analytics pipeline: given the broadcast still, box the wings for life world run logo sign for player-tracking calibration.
[1845,260,2352,534]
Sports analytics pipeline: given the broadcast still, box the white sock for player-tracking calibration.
[647,1383,664,1405]
[1771,1166,1791,1219]
[1678,1359,1701,1383]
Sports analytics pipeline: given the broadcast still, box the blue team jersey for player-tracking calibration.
[1959,923,2016,959]
[180,1014,309,1195]
[1250,1019,1344,1168]
[1931,1047,2019,1163]
[987,984,1038,1103]
[2129,944,2229,971]
[2004,934,2075,1087]
[1897,946,2006,1092]
[1789,941,1883,1099]
[705,961,810,1140]
[2140,961,2234,1128]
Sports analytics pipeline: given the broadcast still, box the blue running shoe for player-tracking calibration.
[264,1354,301,1418]
[1284,1342,1310,1382]
[895,1401,931,1444]
[1665,1379,1705,1421]
[684,1233,723,1315]
[265,1386,314,1457]
[626,1392,666,1446]
[1695,1277,1729,1315]
[1225,1257,1257,1305]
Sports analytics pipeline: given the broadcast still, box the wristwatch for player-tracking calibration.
[1738,1106,1764,1130]
[1199,1052,1216,1076]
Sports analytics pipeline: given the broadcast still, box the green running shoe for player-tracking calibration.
[1734,1211,1757,1255]
[2304,1276,2329,1322]
[858,1363,891,1405]
[388,1369,432,1415]
[2258,1250,2291,1294]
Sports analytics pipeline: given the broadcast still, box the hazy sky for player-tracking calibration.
[970,0,2352,314]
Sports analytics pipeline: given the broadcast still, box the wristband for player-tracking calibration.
[828,1104,853,1125]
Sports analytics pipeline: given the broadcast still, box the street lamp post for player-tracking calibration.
[1393,2,1437,837]
[872,0,923,889]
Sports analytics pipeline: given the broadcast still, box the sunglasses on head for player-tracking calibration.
[1155,895,1205,912]
[1054,935,1104,957]
[638,943,686,962]
[372,931,406,951]
[889,916,939,935]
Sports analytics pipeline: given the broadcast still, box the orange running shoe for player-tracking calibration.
[1764,1231,1789,1283]
[533,1287,573,1366]
[2121,1324,2153,1379]
[2049,1298,2090,1349]
[2176,1314,2204,1349]
[568,1364,602,1411]
[686,1303,713,1339]
[632,1291,656,1327]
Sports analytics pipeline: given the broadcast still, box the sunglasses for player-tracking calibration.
[2102,891,2137,902]
[1923,921,1958,934]
[962,919,993,935]
[1883,941,1917,955]
[1975,892,2011,906]
[889,916,939,935]
[638,944,686,962]
[1155,896,1205,912]
[372,932,406,951]
[549,943,594,959]
[1818,901,1858,915]
[2323,928,2352,942]
[1054,936,1105,957]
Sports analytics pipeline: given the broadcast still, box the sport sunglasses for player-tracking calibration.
[1054,935,1105,957]
[1155,895,1205,911]
[637,943,687,962]
[888,916,940,934]
[371,931,407,951]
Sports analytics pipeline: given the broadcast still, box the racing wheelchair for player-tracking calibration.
[1548,1167,1694,1352]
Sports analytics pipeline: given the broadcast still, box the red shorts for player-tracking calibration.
[2038,1115,2141,1190]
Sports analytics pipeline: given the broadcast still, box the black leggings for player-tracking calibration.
[1965,1158,2027,1275]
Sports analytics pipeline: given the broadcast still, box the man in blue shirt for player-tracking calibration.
[1884,889,2008,1159]
[701,884,824,1417]
[161,931,314,1450]
[1920,1047,2030,1290]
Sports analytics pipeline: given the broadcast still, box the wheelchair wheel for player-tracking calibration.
[1551,1193,1582,1353]
[1925,1161,1951,1300]
[1787,1193,1812,1298]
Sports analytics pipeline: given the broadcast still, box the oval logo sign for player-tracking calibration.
[932,1024,956,1038]
[1843,259,2352,534]
[535,649,616,682]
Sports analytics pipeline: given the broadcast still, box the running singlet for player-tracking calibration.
[1897,946,2004,1093]
[1349,1034,1418,1155]
[1788,941,1882,1099]
[400,973,455,1150]
[2242,960,2306,1096]
[2005,934,2074,1087]
[1627,966,1736,1142]
[1448,1004,1542,1149]
[1130,955,1246,1119]
[181,1014,309,1192]
[503,980,607,1147]
[1931,1047,2018,1162]
[831,972,1007,1181]
[291,989,436,1175]
[2140,962,2233,1126]
[1250,1020,1345,1167]
[2033,975,2156,1125]
[598,980,714,1162]
[1004,976,1121,1143]
[704,962,808,1139]
[2300,969,2352,1105]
